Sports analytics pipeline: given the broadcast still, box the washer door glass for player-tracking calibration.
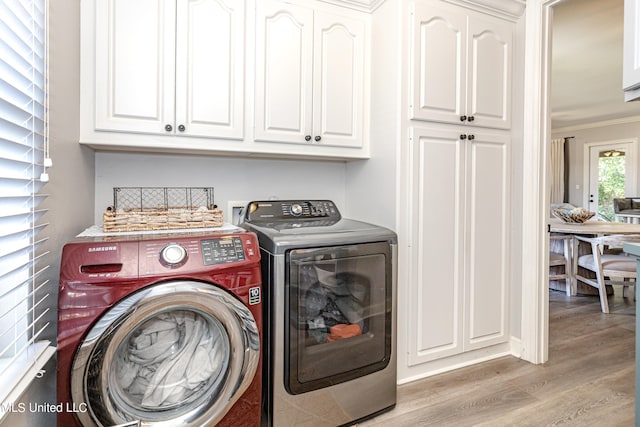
[71,281,259,427]
[111,309,230,413]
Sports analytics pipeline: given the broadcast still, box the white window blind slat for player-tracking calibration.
[0,306,50,360]
[0,194,47,212]
[0,235,48,260]
[0,215,47,239]
[0,178,46,197]
[0,264,49,302]
[0,252,49,300]
[0,275,50,363]
[0,278,49,342]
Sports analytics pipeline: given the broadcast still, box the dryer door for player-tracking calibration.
[70,281,259,427]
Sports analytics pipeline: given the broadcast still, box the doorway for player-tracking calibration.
[521,0,631,366]
[585,140,638,221]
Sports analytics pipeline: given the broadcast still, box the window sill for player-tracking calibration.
[0,341,56,422]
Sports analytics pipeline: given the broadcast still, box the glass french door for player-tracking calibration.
[587,142,637,221]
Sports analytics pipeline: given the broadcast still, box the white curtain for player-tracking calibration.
[550,138,565,204]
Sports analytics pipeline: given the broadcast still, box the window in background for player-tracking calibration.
[597,150,626,222]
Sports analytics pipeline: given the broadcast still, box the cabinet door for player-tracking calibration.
[312,12,365,148]
[410,2,467,124]
[464,132,509,350]
[94,0,176,134]
[407,127,465,364]
[174,0,245,139]
[466,12,512,129]
[255,1,313,144]
[623,0,640,91]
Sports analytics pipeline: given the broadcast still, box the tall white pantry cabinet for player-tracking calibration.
[404,0,515,372]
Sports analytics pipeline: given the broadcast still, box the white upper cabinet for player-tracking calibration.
[80,0,370,159]
[175,0,245,138]
[314,11,365,148]
[410,1,513,129]
[93,0,176,134]
[255,0,366,148]
[624,0,640,100]
[92,0,244,139]
[255,3,314,145]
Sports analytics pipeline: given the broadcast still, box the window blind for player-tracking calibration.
[0,0,54,410]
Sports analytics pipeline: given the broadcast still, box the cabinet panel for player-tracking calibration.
[410,2,466,123]
[407,127,509,364]
[94,0,244,138]
[408,127,465,364]
[624,0,640,90]
[175,0,244,138]
[255,2,313,143]
[465,134,509,349]
[313,12,365,147]
[95,0,176,133]
[410,1,512,130]
[256,1,366,148]
[467,14,512,129]
[624,0,640,97]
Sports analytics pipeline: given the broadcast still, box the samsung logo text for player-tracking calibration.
[88,246,117,253]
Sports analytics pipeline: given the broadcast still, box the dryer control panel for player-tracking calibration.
[245,200,341,222]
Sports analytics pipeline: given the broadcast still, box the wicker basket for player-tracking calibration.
[102,187,224,232]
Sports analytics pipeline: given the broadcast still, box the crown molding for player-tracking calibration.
[318,0,386,12]
[552,115,640,134]
[442,0,526,21]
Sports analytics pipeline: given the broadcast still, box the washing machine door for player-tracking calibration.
[70,281,259,427]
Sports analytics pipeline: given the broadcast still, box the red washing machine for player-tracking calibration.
[57,229,262,427]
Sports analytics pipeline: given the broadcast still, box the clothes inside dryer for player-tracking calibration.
[300,268,372,343]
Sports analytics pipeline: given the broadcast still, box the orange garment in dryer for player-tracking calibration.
[327,324,362,342]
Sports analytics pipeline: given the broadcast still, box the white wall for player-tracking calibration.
[552,118,640,207]
[345,0,400,231]
[46,0,95,288]
[95,153,348,225]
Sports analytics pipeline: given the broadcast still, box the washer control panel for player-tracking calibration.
[201,236,246,265]
[138,232,258,276]
[245,200,341,222]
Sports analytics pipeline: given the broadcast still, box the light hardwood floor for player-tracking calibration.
[360,289,635,427]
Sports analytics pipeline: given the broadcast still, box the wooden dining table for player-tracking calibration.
[549,219,640,235]
[548,219,640,295]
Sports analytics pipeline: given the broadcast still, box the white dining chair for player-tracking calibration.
[574,234,640,313]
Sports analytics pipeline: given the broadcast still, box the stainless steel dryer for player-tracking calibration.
[241,200,397,427]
